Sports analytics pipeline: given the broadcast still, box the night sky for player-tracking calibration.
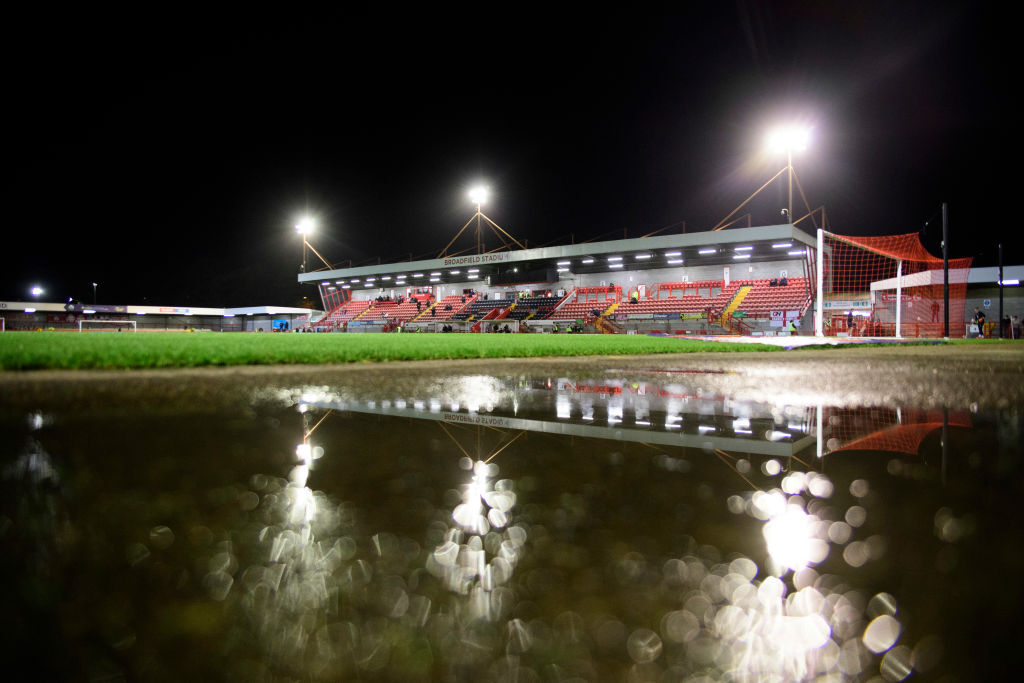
[5,2,1010,308]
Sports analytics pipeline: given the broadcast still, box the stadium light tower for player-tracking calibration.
[295,217,315,272]
[469,186,489,254]
[92,282,98,305]
[767,125,811,224]
[437,184,526,257]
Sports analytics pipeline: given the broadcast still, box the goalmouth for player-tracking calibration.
[814,230,972,338]
[78,319,138,333]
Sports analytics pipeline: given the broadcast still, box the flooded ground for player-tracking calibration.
[1,347,1022,681]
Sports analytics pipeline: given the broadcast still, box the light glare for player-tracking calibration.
[469,186,489,205]
[767,126,812,153]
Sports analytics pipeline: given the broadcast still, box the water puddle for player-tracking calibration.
[1,371,1020,680]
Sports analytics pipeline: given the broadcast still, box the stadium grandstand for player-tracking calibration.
[298,220,1020,338]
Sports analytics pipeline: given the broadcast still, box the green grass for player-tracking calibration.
[0,331,783,370]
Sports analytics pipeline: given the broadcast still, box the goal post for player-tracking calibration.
[816,231,972,338]
[77,319,138,333]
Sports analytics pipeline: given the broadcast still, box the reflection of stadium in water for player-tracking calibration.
[247,379,976,681]
[298,375,971,460]
[301,376,819,458]
[2,374,1011,681]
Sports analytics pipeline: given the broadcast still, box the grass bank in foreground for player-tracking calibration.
[0,331,782,370]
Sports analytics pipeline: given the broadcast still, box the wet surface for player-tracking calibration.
[1,346,1023,681]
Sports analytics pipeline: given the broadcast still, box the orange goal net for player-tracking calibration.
[820,232,971,338]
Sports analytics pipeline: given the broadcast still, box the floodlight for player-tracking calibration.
[295,217,315,235]
[767,126,811,153]
[30,285,44,297]
[468,186,489,205]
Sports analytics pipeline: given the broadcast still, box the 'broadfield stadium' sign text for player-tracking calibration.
[442,253,513,267]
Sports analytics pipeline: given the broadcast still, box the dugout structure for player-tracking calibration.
[815,231,971,338]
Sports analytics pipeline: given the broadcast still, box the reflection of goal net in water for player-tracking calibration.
[77,319,137,333]
[820,232,972,338]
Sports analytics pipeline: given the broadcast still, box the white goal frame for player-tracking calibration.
[77,319,137,332]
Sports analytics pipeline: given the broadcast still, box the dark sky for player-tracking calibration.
[5,2,1010,307]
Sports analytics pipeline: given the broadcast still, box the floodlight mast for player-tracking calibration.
[437,186,527,258]
[767,126,810,224]
[469,186,488,254]
[295,218,314,272]
[712,124,813,231]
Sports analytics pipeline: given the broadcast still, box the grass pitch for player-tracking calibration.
[0,331,783,370]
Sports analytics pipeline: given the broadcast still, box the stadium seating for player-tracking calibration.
[729,278,811,318]
[317,299,372,329]
[506,296,561,320]
[358,296,434,324]
[430,295,475,321]
[320,277,811,332]
[453,297,512,321]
